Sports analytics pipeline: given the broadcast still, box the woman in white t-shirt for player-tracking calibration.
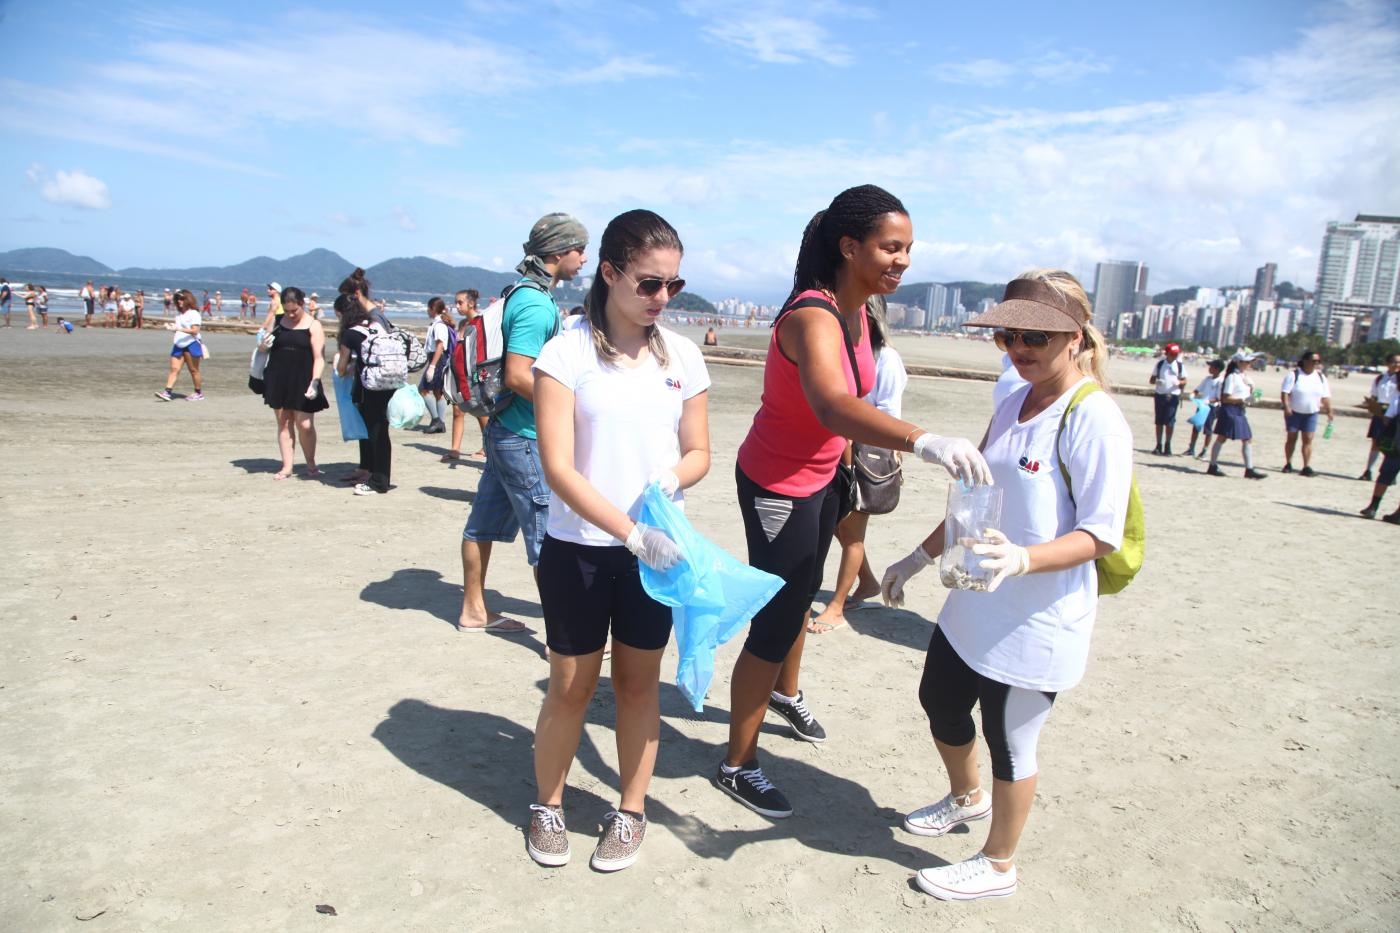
[417,296,453,434]
[1187,358,1224,459]
[808,297,909,633]
[1360,354,1400,481]
[527,210,711,873]
[1279,350,1333,476]
[1206,349,1268,479]
[879,269,1132,902]
[155,289,205,401]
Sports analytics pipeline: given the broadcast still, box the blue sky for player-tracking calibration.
[3,0,1398,302]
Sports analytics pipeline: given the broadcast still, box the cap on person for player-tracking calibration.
[310,292,319,298]
[963,278,1087,333]
[268,281,282,292]
[1230,348,1265,363]
[1165,342,1181,354]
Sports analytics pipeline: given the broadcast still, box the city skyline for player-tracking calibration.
[2,1,1397,304]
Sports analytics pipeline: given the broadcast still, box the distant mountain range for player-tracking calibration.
[0,246,724,314]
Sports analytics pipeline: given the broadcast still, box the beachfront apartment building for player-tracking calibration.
[1092,260,1149,334]
[1314,214,1400,343]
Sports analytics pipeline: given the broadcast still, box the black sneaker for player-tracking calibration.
[1184,446,1196,457]
[767,690,827,743]
[1360,470,1374,481]
[1360,507,1377,519]
[1244,469,1268,480]
[1151,445,1163,455]
[715,761,792,818]
[1299,466,1316,477]
[1281,463,1293,473]
[1206,464,1226,477]
[1164,445,1173,456]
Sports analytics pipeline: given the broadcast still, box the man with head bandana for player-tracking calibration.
[459,213,589,632]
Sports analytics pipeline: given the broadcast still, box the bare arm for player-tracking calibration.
[503,351,537,401]
[335,344,352,377]
[309,321,326,382]
[673,390,711,490]
[1025,529,1114,572]
[781,308,921,450]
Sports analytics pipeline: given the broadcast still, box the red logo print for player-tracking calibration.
[665,377,683,391]
[1018,455,1042,474]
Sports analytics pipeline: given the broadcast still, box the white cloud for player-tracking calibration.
[394,207,418,232]
[680,0,870,66]
[26,166,112,210]
[934,52,1111,87]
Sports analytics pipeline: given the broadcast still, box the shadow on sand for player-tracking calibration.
[359,568,547,651]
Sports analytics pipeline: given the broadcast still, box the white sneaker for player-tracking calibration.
[916,853,1017,901]
[903,789,991,836]
[353,483,380,496]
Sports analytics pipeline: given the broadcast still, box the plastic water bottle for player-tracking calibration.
[1323,421,1334,440]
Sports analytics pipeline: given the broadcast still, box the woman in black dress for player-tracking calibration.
[262,286,328,479]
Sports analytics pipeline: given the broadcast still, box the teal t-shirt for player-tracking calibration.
[494,279,559,439]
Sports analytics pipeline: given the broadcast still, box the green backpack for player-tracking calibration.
[1054,383,1145,595]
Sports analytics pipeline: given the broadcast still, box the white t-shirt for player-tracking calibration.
[1280,369,1330,414]
[1153,358,1186,395]
[532,323,711,547]
[1194,374,1222,403]
[938,378,1134,692]
[864,346,907,419]
[1371,373,1399,410]
[426,318,452,357]
[173,309,201,348]
[1221,371,1252,403]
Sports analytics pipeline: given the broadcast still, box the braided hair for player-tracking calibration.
[789,184,908,304]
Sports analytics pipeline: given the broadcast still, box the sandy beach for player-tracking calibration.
[1,326,1396,931]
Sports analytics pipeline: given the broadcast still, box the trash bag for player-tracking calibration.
[388,383,427,430]
[638,482,783,712]
[1187,398,1210,430]
[333,372,369,441]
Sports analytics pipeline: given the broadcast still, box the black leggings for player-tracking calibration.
[356,389,394,492]
[735,464,840,663]
[919,627,1057,782]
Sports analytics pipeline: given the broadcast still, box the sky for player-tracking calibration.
[2,0,1398,302]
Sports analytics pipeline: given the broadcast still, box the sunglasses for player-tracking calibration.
[993,329,1052,350]
[611,263,685,299]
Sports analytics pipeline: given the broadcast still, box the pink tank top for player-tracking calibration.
[737,290,877,496]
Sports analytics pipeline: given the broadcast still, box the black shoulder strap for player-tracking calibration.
[781,295,864,398]
[498,278,558,344]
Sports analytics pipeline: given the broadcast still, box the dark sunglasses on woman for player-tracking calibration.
[993,329,1052,350]
[611,262,685,299]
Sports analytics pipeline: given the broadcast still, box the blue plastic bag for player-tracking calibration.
[333,373,369,441]
[1187,398,1210,430]
[638,483,783,712]
[388,384,428,430]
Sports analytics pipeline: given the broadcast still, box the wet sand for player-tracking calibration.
[1,326,1396,931]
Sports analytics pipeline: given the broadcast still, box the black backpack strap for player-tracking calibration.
[780,295,864,398]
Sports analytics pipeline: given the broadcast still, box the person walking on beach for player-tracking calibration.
[23,284,38,329]
[118,292,135,327]
[213,290,223,318]
[457,213,588,633]
[239,288,250,321]
[1149,342,1186,455]
[1359,385,1400,523]
[1280,350,1333,476]
[1360,354,1400,481]
[1205,349,1267,479]
[259,283,283,333]
[334,272,396,495]
[103,287,119,327]
[163,288,173,316]
[156,289,205,401]
[717,185,990,819]
[1186,358,1224,458]
[418,297,453,434]
[0,279,11,327]
[79,280,95,327]
[808,295,908,634]
[248,290,258,323]
[525,209,709,871]
[443,289,488,462]
[307,292,321,320]
[134,291,146,329]
[34,286,49,328]
[879,269,1132,902]
[262,286,328,480]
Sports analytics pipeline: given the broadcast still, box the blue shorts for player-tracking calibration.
[1285,411,1319,434]
[171,342,204,358]
[462,419,550,565]
[1153,393,1181,426]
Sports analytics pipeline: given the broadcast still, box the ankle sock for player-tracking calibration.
[720,762,742,775]
[771,689,799,704]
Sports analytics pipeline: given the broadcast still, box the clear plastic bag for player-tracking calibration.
[940,483,1004,591]
[638,483,783,711]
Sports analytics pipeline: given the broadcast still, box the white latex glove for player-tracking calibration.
[881,544,935,609]
[624,522,683,571]
[425,364,437,382]
[970,528,1031,593]
[648,469,680,497]
[304,382,319,400]
[912,433,993,487]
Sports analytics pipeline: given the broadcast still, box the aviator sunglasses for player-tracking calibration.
[993,329,1052,350]
[610,262,685,299]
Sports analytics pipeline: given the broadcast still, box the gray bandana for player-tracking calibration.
[515,213,588,286]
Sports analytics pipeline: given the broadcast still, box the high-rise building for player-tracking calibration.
[1315,214,1400,344]
[1244,262,1278,337]
[1092,260,1149,333]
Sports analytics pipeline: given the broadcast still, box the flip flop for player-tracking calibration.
[458,618,530,634]
[302,469,323,478]
[273,472,291,481]
[806,617,846,635]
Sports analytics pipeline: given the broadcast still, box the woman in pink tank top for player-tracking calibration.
[715,185,992,820]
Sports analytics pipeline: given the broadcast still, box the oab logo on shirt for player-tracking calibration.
[664,377,683,392]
